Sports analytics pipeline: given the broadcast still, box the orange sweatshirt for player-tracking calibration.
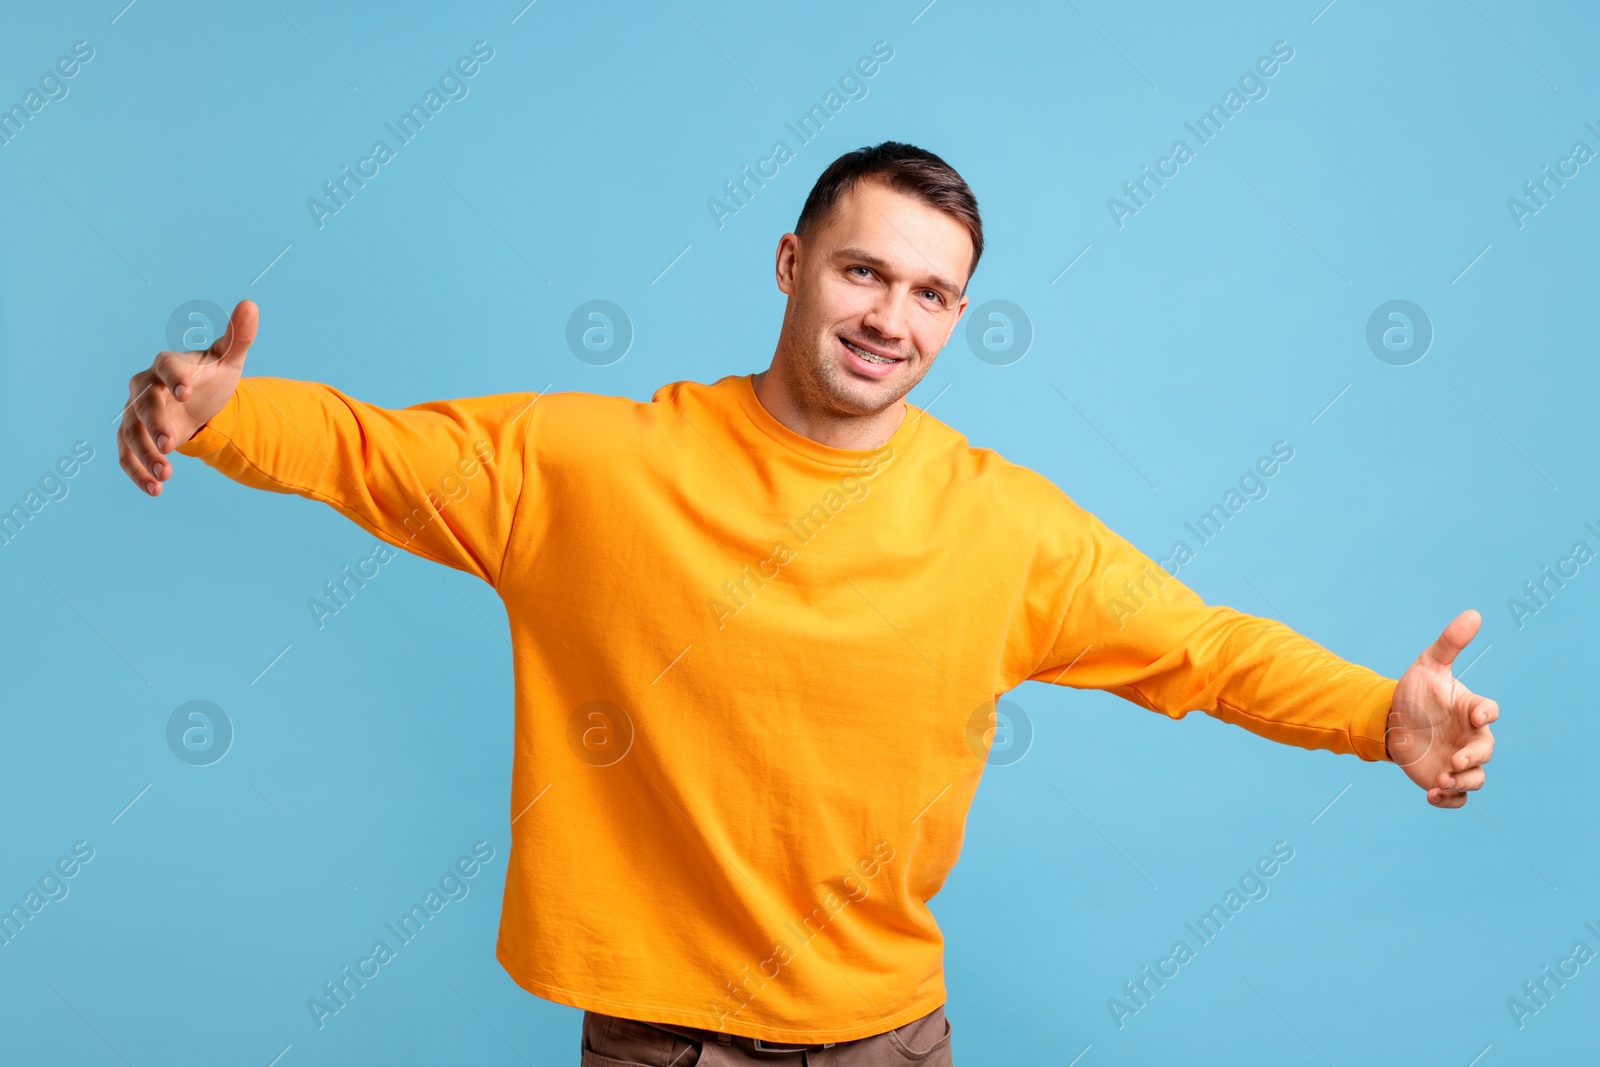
[178,372,1396,1043]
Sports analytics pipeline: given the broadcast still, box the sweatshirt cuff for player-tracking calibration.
[175,387,242,458]
[1348,676,1398,762]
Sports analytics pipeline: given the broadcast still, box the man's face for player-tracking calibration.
[775,179,972,417]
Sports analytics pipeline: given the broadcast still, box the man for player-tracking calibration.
[118,142,1497,1065]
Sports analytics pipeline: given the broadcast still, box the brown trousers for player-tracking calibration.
[579,1004,954,1066]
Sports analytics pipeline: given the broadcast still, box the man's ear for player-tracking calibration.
[774,233,800,296]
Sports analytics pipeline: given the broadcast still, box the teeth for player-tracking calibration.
[846,339,896,365]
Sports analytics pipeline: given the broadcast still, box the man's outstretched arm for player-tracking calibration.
[1023,498,1497,808]
[117,299,539,586]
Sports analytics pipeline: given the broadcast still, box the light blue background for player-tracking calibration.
[1,1,1594,1063]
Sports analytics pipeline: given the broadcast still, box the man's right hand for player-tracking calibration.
[119,299,257,496]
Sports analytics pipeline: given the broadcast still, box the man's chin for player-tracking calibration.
[824,368,908,416]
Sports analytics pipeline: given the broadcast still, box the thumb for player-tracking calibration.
[1421,608,1482,669]
[208,299,258,366]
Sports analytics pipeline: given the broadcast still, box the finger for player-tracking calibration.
[1437,765,1486,792]
[124,417,169,481]
[153,350,199,402]
[1421,609,1482,669]
[209,299,258,366]
[123,370,156,417]
[1428,787,1467,809]
[1450,734,1494,772]
[132,380,179,453]
[1467,695,1499,729]
[117,422,161,496]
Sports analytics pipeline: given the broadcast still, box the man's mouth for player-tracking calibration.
[841,336,903,366]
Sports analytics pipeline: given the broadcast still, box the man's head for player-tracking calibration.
[770,142,981,421]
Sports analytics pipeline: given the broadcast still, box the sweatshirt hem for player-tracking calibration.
[1349,677,1397,762]
[494,946,948,1045]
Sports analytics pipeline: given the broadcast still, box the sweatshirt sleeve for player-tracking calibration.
[175,376,541,587]
[1022,493,1395,763]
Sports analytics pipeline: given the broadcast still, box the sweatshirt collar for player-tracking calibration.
[731,373,925,469]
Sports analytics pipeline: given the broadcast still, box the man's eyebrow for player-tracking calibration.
[832,246,961,298]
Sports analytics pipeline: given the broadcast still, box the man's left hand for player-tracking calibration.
[1386,609,1499,808]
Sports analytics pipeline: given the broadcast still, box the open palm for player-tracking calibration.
[1386,609,1499,808]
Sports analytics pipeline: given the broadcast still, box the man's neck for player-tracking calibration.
[751,364,906,451]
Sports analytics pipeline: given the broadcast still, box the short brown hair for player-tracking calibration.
[794,141,983,290]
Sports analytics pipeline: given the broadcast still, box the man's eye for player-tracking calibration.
[850,266,872,279]
[922,290,942,304]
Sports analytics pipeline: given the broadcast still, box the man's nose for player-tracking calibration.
[860,291,913,349]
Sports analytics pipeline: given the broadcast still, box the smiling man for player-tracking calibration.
[117,142,1498,1065]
